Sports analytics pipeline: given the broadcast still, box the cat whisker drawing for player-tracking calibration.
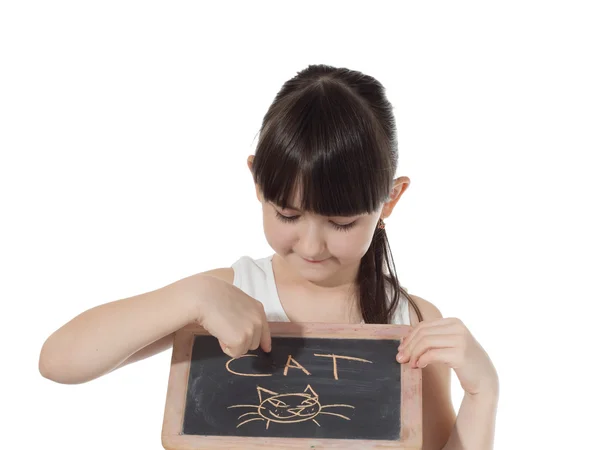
[227,385,355,429]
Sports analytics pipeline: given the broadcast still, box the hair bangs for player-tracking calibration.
[253,81,394,217]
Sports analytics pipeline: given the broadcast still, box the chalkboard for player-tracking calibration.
[162,323,422,450]
[183,335,400,439]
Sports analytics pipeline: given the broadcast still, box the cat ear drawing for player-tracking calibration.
[257,386,279,402]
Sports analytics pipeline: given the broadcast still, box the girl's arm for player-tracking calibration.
[443,386,499,450]
[39,268,270,384]
[400,296,499,450]
[39,272,213,384]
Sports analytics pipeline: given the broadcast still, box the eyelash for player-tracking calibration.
[275,211,357,232]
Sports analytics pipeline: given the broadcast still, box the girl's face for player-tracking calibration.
[259,189,384,286]
[248,155,409,287]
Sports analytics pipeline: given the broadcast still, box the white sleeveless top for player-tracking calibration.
[231,254,411,325]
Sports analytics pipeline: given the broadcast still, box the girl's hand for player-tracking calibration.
[397,317,498,396]
[195,275,271,359]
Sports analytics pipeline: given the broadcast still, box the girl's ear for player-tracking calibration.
[247,155,254,171]
[381,177,410,220]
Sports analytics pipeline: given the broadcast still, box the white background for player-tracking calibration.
[1,1,598,449]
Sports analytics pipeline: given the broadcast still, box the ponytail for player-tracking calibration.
[358,223,423,324]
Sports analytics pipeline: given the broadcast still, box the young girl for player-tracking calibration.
[39,64,499,449]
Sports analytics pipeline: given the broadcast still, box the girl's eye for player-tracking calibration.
[331,221,356,232]
[275,211,356,232]
[275,211,299,223]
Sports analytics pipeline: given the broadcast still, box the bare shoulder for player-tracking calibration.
[200,267,234,284]
[406,294,443,325]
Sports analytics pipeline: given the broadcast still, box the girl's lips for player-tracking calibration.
[302,257,329,263]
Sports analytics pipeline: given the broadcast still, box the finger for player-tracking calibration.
[226,332,252,358]
[398,327,414,348]
[219,340,236,359]
[404,334,461,366]
[398,332,457,363]
[403,317,448,337]
[260,319,272,353]
[249,322,262,351]
[415,347,461,368]
[399,321,456,351]
[399,322,433,350]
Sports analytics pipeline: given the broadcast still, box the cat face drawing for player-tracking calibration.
[228,385,355,429]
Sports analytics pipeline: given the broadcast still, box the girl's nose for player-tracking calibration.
[296,224,326,259]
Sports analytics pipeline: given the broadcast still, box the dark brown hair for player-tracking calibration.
[250,64,423,324]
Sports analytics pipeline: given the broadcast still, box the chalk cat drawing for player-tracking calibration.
[228,384,355,429]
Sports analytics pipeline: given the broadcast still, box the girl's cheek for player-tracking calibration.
[266,229,291,253]
[331,230,373,259]
[263,216,295,252]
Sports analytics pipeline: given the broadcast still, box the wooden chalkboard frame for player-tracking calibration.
[162,322,422,449]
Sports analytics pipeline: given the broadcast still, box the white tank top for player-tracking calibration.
[231,254,411,325]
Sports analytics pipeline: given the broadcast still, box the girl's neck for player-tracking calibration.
[271,253,362,323]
